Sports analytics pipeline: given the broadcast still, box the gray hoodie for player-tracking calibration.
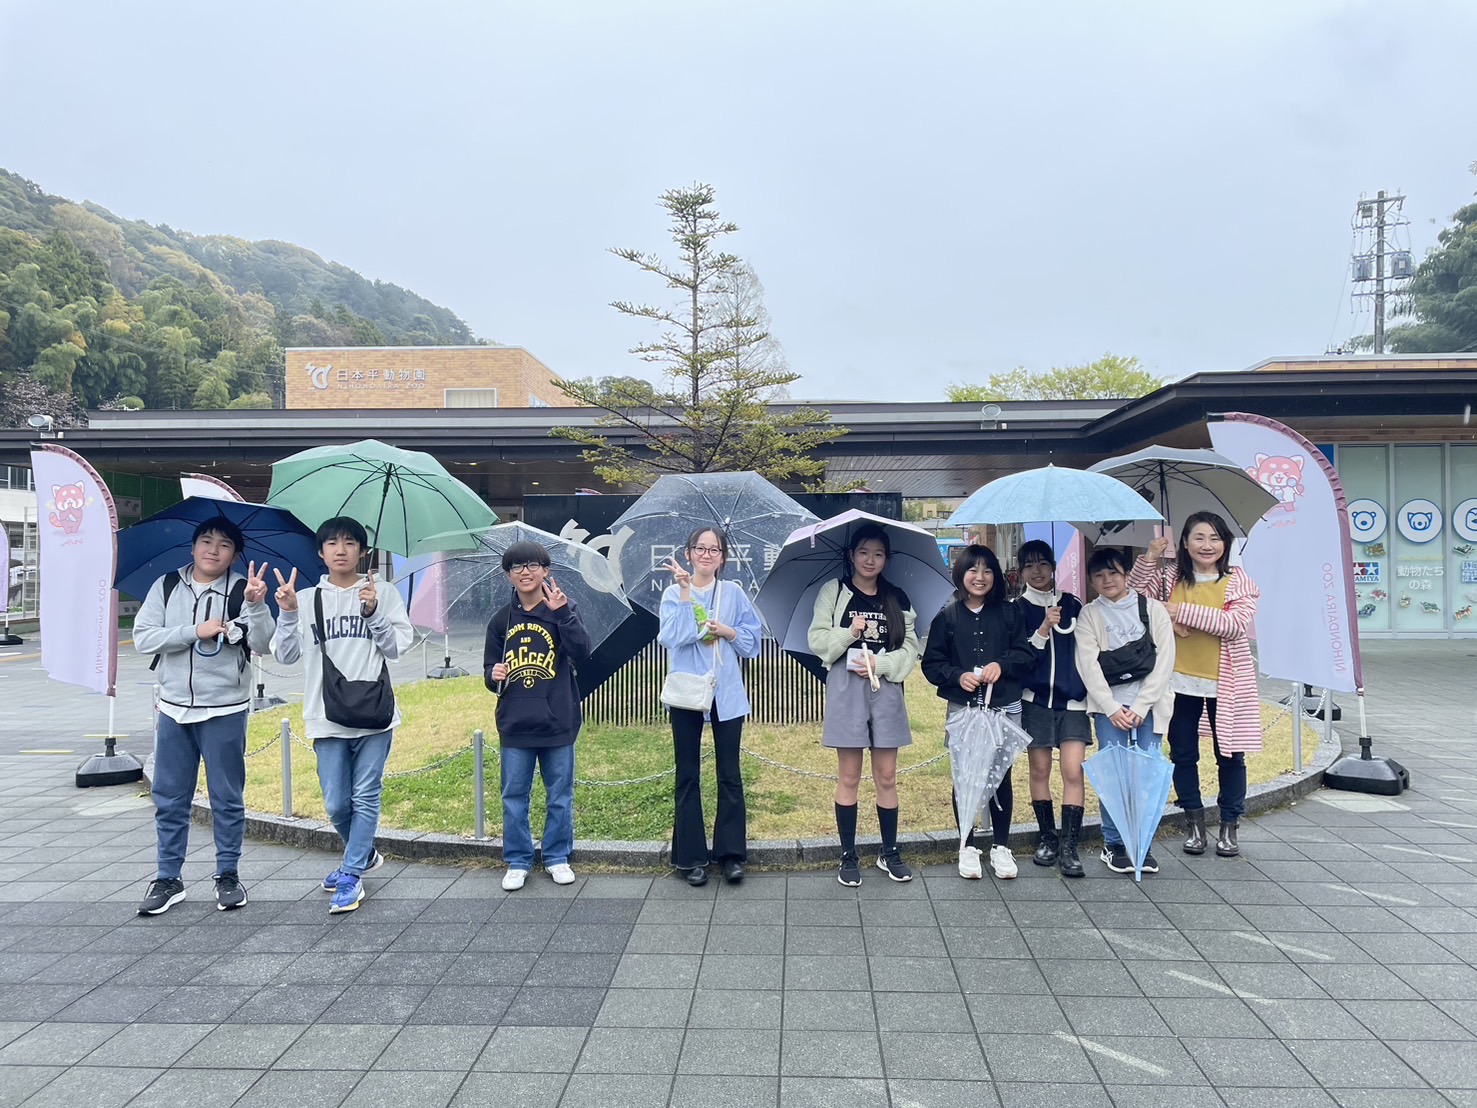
[133,568,275,712]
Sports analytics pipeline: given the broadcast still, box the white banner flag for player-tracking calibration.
[1,523,9,616]
[1208,412,1362,693]
[31,445,120,696]
[180,473,245,502]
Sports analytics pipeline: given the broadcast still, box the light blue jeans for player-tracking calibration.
[315,732,393,875]
[1092,712,1158,848]
[501,744,575,870]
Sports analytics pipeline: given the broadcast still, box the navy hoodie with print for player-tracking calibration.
[483,596,591,749]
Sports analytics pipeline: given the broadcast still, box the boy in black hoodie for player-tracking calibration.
[484,540,591,891]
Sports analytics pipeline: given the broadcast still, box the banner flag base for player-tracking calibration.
[1324,693,1408,796]
[0,633,21,646]
[76,735,144,788]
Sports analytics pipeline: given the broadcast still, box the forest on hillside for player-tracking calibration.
[0,169,479,424]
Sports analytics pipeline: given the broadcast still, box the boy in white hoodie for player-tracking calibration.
[271,516,414,913]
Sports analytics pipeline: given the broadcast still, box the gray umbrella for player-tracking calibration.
[1084,446,1279,547]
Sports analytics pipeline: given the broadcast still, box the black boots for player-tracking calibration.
[1032,800,1059,866]
[1057,805,1085,878]
[1217,819,1240,857]
[1183,808,1207,855]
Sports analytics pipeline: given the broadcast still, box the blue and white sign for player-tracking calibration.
[1347,499,1387,544]
[1452,498,1477,543]
[1397,498,1443,544]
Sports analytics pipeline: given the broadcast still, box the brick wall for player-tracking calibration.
[284,346,578,409]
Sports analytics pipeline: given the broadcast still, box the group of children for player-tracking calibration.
[134,509,1260,915]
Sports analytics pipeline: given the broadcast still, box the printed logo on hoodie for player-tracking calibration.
[504,622,556,688]
[311,612,375,646]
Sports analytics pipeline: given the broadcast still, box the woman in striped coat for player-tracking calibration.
[1130,511,1260,858]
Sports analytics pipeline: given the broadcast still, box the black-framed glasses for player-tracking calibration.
[508,561,548,573]
[690,546,723,557]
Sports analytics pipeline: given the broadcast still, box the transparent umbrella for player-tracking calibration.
[1083,743,1174,883]
[944,685,1033,850]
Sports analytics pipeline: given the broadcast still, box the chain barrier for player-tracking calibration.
[385,745,473,780]
[244,734,280,758]
[1260,700,1292,737]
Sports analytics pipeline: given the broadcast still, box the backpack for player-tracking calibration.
[148,572,252,671]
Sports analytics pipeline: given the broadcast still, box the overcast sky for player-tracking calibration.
[3,0,1474,401]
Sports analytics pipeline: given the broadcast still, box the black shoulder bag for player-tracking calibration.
[1096,594,1158,686]
[313,588,396,731]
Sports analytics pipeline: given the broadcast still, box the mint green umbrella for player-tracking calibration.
[267,439,496,557]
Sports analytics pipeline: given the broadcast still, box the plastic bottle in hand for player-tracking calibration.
[693,602,715,643]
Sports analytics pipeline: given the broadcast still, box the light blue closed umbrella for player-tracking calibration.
[946,464,1165,528]
[1083,743,1174,882]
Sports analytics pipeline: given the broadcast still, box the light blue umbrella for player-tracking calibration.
[1083,743,1174,882]
[947,464,1165,528]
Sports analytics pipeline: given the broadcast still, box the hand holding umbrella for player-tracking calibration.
[359,570,379,618]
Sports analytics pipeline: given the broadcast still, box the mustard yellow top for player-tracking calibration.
[1169,574,1230,682]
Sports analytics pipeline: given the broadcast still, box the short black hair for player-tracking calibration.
[501,540,551,572]
[951,543,1007,605]
[1087,547,1131,577]
[316,515,369,550]
[1017,539,1056,570]
[191,516,245,556]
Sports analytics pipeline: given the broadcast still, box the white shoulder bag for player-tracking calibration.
[661,583,720,712]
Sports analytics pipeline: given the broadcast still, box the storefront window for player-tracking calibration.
[1339,445,1391,633]
[1392,445,1446,632]
[1449,445,1477,630]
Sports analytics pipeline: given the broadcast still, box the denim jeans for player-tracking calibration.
[314,731,393,875]
[1092,711,1159,848]
[1167,695,1247,823]
[501,743,575,870]
[152,711,248,879]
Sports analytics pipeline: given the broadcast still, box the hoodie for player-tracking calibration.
[133,567,274,718]
[483,596,592,749]
[271,576,414,739]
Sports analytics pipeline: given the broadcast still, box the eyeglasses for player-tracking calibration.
[508,561,548,573]
[690,546,723,557]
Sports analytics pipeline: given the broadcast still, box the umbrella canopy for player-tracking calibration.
[398,522,636,653]
[115,497,327,611]
[1083,743,1174,882]
[1084,446,1278,547]
[267,439,497,557]
[755,510,956,675]
[610,471,817,616]
[946,464,1165,529]
[945,686,1033,849]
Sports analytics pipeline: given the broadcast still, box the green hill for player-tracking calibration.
[0,168,479,420]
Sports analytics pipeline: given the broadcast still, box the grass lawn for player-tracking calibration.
[242,677,1315,843]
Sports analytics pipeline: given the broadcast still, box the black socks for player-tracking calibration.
[877,805,898,855]
[835,802,858,857]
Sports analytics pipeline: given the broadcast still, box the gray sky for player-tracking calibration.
[3,0,1474,401]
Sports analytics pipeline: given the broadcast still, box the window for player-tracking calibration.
[528,394,552,408]
[444,388,498,408]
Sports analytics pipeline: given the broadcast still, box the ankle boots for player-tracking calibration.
[1217,819,1240,857]
[1031,800,1059,866]
[1057,805,1085,878]
[1182,808,1207,855]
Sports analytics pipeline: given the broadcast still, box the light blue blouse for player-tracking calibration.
[658,580,763,722]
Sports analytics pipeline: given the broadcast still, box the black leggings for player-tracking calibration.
[952,768,1012,850]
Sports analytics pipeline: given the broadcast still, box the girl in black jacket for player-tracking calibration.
[922,545,1035,881]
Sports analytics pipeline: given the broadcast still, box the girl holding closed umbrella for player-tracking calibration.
[1131,511,1261,857]
[808,524,923,886]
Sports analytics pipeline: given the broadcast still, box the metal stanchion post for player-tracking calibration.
[473,729,486,839]
[280,719,292,818]
[1290,681,1303,773]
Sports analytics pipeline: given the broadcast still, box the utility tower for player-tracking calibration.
[1350,191,1412,354]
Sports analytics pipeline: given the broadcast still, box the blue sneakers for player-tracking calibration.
[329,874,364,914]
[322,850,384,891]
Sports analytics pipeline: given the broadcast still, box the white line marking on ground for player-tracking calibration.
[1424,819,1477,830]
[1052,1031,1170,1076]
[1230,931,1335,961]
[1379,843,1473,864]
[1165,968,1277,1005]
[1321,883,1419,906]
[1098,930,1186,960]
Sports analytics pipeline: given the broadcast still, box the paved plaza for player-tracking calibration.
[0,639,1475,1107]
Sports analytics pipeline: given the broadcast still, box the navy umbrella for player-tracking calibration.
[115,497,327,611]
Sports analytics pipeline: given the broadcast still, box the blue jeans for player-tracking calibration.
[315,732,392,875]
[1092,711,1158,848]
[152,711,248,879]
[501,744,575,870]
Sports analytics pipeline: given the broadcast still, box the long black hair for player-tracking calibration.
[845,523,906,650]
[951,543,1008,606]
[1175,510,1234,583]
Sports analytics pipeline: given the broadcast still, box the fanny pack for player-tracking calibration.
[1097,594,1157,686]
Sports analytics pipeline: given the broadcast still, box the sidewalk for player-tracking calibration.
[0,640,1474,1107]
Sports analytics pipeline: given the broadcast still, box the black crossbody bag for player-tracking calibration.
[1096,594,1158,686]
[313,588,395,731]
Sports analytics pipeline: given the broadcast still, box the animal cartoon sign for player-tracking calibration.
[1246,453,1305,513]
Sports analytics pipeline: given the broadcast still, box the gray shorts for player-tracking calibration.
[821,664,913,749]
[1021,699,1092,750]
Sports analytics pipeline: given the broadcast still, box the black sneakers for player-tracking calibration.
[137,878,186,916]
[214,872,248,911]
[875,851,914,882]
[1100,844,1134,874]
[1140,849,1160,875]
[837,853,862,887]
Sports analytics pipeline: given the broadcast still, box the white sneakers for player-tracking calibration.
[501,868,528,891]
[958,846,983,879]
[547,863,576,886]
[989,846,1019,880]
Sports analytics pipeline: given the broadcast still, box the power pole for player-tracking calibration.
[1351,191,1410,354]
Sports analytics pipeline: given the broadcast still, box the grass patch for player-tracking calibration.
[243,678,1316,842]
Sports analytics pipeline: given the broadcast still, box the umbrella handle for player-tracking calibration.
[982,681,993,710]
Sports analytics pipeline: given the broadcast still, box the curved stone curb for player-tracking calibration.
[186,707,1345,870]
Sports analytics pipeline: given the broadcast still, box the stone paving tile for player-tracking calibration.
[371,1024,491,1071]
[983,1030,1098,1083]
[875,990,975,1033]
[341,1070,463,1108]
[1286,1039,1429,1089]
[409,985,517,1026]
[780,1029,883,1078]
[274,1023,401,1069]
[576,1026,684,1073]
[175,1023,306,1068]
[17,1064,162,1108]
[1386,1039,1477,1088]
[1182,1037,1318,1088]
[669,1074,780,1108]
[233,1069,362,1108]
[779,1075,891,1108]
[781,990,876,1032]
[684,987,779,1029]
[448,1070,566,1107]
[78,1021,214,1068]
[499,985,606,1027]
[122,1067,263,1108]
[782,954,871,991]
[696,953,784,991]
[677,1028,781,1076]
[557,1073,672,1107]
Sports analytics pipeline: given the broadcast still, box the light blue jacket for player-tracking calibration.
[658,580,763,722]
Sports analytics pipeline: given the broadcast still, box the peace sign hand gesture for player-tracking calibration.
[243,561,270,605]
[273,567,299,612]
[665,555,692,597]
[360,571,379,617]
[542,576,568,611]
